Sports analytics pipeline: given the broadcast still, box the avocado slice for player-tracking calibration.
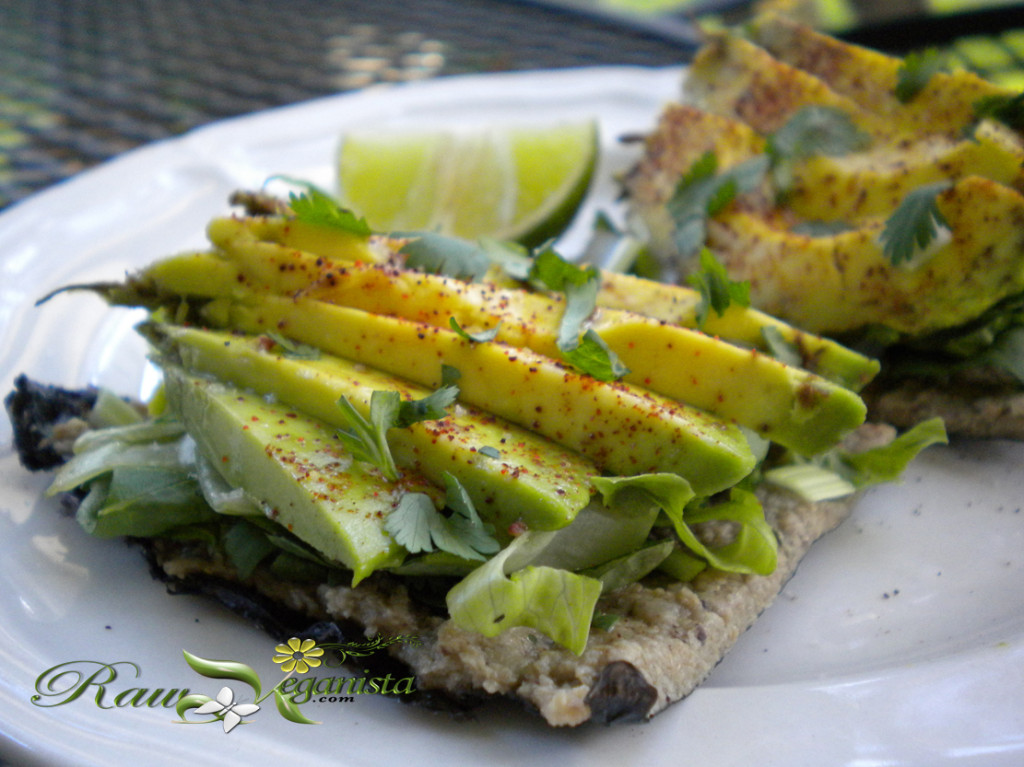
[162,365,418,584]
[291,261,866,454]
[151,323,597,534]
[594,269,879,391]
[210,295,757,493]
[90,259,756,492]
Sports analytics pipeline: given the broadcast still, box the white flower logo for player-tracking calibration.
[193,686,260,733]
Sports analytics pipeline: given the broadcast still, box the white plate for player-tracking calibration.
[1,67,1023,767]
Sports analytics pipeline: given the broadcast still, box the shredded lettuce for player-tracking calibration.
[88,388,145,428]
[446,532,603,655]
[445,481,672,653]
[48,437,188,495]
[765,418,948,501]
[761,464,857,503]
[841,417,947,486]
[592,473,777,576]
[75,465,216,538]
[582,540,675,594]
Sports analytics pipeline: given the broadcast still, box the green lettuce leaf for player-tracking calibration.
[765,417,948,501]
[446,532,603,655]
[841,417,947,487]
[592,474,776,575]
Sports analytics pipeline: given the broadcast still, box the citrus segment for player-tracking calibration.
[337,120,598,246]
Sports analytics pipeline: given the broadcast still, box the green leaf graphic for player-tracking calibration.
[175,692,216,721]
[274,689,321,725]
[182,651,262,697]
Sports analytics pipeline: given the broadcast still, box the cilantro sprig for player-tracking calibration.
[335,386,459,481]
[667,151,768,258]
[385,473,500,560]
[766,106,870,195]
[400,232,493,282]
[879,181,952,266]
[895,49,948,103]
[528,245,630,381]
[268,176,372,236]
[686,248,750,327]
[973,91,1024,133]
[449,316,502,343]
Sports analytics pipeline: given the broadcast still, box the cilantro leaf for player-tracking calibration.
[686,248,750,327]
[528,245,600,351]
[394,385,459,428]
[766,106,870,194]
[441,363,462,388]
[880,181,952,266]
[285,186,372,237]
[973,91,1024,133]
[449,316,502,343]
[478,237,532,281]
[386,493,436,554]
[527,243,598,293]
[561,329,631,382]
[895,49,948,103]
[527,245,630,380]
[335,391,402,481]
[768,106,870,161]
[667,152,769,257]
[761,325,803,367]
[336,385,459,480]
[400,233,491,282]
[385,473,499,560]
[264,332,321,360]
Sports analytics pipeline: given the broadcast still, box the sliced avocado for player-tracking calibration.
[206,215,382,273]
[595,270,880,390]
[749,14,1013,140]
[162,365,418,584]
[286,261,866,454]
[204,295,756,493]
[150,323,597,535]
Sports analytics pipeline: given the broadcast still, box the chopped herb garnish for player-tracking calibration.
[791,219,854,237]
[265,332,321,360]
[766,106,870,194]
[394,385,459,427]
[385,473,499,560]
[895,49,948,103]
[273,178,371,237]
[561,329,631,382]
[400,232,492,282]
[449,316,502,343]
[591,613,620,631]
[973,91,1024,133]
[686,248,750,327]
[761,325,803,368]
[880,181,952,266]
[478,446,501,459]
[528,245,629,380]
[336,385,459,481]
[667,151,768,257]
[441,363,462,388]
[478,237,532,281]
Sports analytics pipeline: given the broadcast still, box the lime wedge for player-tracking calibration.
[337,120,598,246]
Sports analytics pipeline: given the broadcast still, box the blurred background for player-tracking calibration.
[0,0,1021,210]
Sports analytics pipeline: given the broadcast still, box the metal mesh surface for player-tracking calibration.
[0,0,692,208]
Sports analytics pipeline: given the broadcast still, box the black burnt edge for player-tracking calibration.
[4,374,98,471]
[584,660,658,724]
